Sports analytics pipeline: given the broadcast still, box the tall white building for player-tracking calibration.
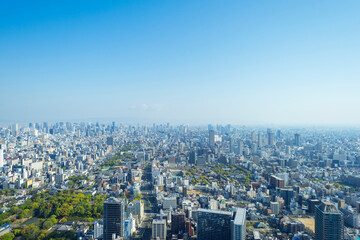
[231,208,246,240]
[271,202,280,215]
[0,149,3,168]
[94,220,103,239]
[152,219,166,240]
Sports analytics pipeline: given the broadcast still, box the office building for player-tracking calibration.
[197,209,232,240]
[209,130,215,147]
[106,137,114,146]
[171,212,186,235]
[294,133,300,146]
[189,150,197,165]
[0,149,3,168]
[231,208,246,240]
[103,197,125,240]
[152,219,166,240]
[268,132,274,146]
[271,202,280,215]
[280,189,294,209]
[270,175,285,189]
[315,202,344,240]
[257,132,262,147]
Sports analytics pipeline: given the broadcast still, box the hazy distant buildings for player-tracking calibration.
[294,133,300,146]
[209,130,215,147]
[257,132,262,147]
[0,149,3,168]
[315,202,344,240]
[106,137,114,146]
[268,132,274,146]
[237,140,243,156]
[189,150,197,165]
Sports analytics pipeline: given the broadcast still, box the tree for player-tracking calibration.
[42,220,54,230]
[0,233,15,240]
[21,224,41,240]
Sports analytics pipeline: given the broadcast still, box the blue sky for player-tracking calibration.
[0,0,359,125]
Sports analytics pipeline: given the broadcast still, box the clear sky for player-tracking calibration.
[1,0,359,125]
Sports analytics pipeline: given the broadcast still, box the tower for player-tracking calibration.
[231,208,246,240]
[197,209,232,240]
[294,133,300,146]
[103,197,125,240]
[209,130,215,147]
[257,132,262,147]
[315,202,344,240]
[0,149,3,168]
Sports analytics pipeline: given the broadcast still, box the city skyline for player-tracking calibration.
[1,1,360,125]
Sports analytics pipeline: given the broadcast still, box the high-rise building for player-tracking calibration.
[251,131,257,142]
[94,220,104,239]
[152,219,166,240]
[209,130,215,147]
[270,202,280,215]
[103,197,125,240]
[197,209,232,240]
[270,175,285,188]
[171,212,186,235]
[106,137,114,146]
[237,140,243,156]
[280,189,294,209]
[315,202,344,240]
[257,132,262,147]
[268,132,274,146]
[229,138,235,153]
[231,208,246,240]
[189,150,197,165]
[294,133,300,146]
[276,130,281,139]
[0,149,3,168]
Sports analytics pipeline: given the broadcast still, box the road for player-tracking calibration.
[133,163,158,240]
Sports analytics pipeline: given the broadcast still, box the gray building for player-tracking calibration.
[315,202,344,240]
[231,208,246,240]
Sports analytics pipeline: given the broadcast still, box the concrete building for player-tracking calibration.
[152,219,166,240]
[315,202,344,240]
[231,208,246,240]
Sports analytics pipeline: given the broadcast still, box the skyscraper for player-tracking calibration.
[237,140,243,156]
[268,132,274,146]
[231,208,246,240]
[189,150,197,165]
[0,149,3,168]
[315,202,344,240]
[257,132,262,147]
[209,130,215,147]
[294,133,300,146]
[103,197,125,240]
[106,137,114,146]
[229,138,234,153]
[197,209,232,240]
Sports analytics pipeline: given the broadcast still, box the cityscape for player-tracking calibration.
[0,123,359,240]
[1,1,360,240]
